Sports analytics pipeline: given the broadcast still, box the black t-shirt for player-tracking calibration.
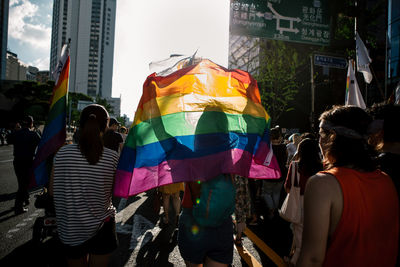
[11,128,41,159]
[103,130,123,153]
[272,143,288,180]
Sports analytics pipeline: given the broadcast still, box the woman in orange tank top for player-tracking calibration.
[297,105,399,267]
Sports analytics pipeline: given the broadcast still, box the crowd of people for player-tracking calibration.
[7,103,400,267]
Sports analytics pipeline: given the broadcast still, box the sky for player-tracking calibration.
[7,0,230,119]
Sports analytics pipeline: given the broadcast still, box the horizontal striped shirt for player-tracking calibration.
[53,144,119,246]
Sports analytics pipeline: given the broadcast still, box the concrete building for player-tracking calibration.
[26,66,39,81]
[106,97,120,117]
[50,0,116,99]
[5,51,27,81]
[0,0,9,80]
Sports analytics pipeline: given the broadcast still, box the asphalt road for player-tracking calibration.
[0,144,292,266]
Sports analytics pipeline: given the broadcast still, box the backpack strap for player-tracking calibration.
[291,161,300,187]
[187,181,201,207]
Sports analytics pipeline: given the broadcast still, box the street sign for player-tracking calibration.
[230,0,331,46]
[314,54,347,69]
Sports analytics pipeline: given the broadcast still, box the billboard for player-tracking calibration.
[230,0,331,46]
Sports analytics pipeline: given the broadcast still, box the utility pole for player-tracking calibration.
[310,54,315,131]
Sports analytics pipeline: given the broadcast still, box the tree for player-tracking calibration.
[4,81,54,124]
[255,40,304,125]
[68,92,93,126]
[117,114,129,127]
[95,96,114,115]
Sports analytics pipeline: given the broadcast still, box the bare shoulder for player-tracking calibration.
[306,172,342,197]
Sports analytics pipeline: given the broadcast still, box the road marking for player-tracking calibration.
[7,228,19,233]
[0,159,13,163]
[116,222,133,235]
[117,198,127,212]
[244,228,287,267]
[130,214,161,251]
[23,218,33,221]
[116,195,146,225]
[16,223,27,227]
[234,242,263,267]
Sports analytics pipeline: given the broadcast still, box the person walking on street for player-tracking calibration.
[283,138,322,265]
[298,106,399,267]
[50,104,119,267]
[8,116,41,214]
[103,118,123,153]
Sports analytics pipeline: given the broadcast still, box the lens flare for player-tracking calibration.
[191,225,199,235]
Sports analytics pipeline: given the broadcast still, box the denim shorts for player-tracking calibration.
[178,208,233,264]
[62,217,118,259]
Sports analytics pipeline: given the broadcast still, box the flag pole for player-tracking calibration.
[67,38,72,132]
[354,1,357,72]
[369,64,385,99]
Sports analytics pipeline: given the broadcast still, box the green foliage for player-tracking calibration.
[330,0,386,56]
[68,92,93,126]
[116,114,129,127]
[255,40,304,124]
[67,94,115,127]
[4,81,54,124]
[95,96,114,114]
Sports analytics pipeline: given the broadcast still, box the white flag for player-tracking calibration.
[356,32,373,84]
[346,60,366,109]
[52,44,69,84]
[149,51,199,76]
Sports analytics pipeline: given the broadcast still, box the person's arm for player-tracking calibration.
[296,173,337,267]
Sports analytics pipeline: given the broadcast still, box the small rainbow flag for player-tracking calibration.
[31,45,70,188]
[114,59,281,197]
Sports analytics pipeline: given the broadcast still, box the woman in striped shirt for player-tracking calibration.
[50,104,119,267]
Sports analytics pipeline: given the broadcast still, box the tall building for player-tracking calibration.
[228,35,260,76]
[50,0,116,99]
[0,0,9,80]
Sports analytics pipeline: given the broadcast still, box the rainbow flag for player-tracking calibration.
[345,59,366,109]
[31,45,70,188]
[114,59,281,197]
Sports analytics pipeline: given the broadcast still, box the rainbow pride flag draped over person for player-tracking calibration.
[31,45,70,188]
[114,59,281,197]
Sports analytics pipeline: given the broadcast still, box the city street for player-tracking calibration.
[0,144,291,266]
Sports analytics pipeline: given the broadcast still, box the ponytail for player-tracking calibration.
[78,104,109,164]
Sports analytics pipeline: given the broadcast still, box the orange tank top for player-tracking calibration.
[321,167,399,267]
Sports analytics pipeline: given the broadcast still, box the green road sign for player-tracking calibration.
[230,0,331,46]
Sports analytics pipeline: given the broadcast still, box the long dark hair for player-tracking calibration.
[319,105,376,171]
[297,138,323,177]
[79,104,109,164]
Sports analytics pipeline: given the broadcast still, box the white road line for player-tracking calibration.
[16,223,27,227]
[7,228,19,233]
[0,159,13,163]
[130,214,161,251]
[117,198,127,212]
